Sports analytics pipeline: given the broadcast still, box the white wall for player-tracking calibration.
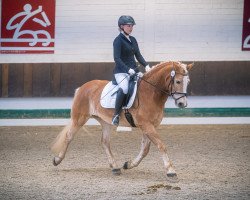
[0,0,249,63]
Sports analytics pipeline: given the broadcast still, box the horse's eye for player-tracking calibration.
[176,80,181,84]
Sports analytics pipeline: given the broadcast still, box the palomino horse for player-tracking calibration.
[51,61,193,181]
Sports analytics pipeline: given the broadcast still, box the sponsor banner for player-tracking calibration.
[242,0,250,51]
[0,0,55,54]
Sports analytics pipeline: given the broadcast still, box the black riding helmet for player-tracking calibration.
[118,15,136,27]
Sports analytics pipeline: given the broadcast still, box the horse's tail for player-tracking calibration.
[51,124,70,155]
[50,87,84,155]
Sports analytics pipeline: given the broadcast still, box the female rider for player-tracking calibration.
[112,15,151,126]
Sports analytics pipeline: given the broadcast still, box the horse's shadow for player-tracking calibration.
[52,166,166,182]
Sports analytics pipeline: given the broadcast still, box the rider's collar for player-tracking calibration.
[121,31,131,42]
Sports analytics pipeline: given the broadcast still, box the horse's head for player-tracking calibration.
[168,62,193,108]
[142,61,193,108]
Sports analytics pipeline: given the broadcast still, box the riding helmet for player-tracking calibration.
[118,15,136,27]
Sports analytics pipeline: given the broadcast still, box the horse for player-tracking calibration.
[51,61,193,181]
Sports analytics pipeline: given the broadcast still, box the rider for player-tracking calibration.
[112,15,151,126]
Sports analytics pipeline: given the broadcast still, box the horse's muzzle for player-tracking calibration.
[177,101,187,108]
[174,95,187,108]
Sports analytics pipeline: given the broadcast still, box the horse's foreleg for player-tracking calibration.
[99,120,121,175]
[143,125,178,182]
[123,134,151,170]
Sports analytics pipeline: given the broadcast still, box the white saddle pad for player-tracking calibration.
[100,81,138,109]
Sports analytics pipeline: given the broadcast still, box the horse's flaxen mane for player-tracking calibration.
[150,61,185,71]
[145,61,174,77]
[144,61,188,80]
[142,61,171,81]
[157,61,188,73]
[152,61,171,69]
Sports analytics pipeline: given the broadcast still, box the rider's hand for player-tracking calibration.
[145,65,151,72]
[128,68,136,75]
[137,72,144,78]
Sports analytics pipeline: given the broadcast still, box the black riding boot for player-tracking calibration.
[112,88,126,126]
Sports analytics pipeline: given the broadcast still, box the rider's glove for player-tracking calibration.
[128,68,136,75]
[137,72,144,78]
[145,65,151,72]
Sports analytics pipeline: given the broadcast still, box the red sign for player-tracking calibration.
[0,0,55,54]
[242,0,250,51]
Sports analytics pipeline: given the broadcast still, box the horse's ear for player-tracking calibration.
[187,62,194,71]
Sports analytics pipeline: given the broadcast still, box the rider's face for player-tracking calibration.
[122,24,133,35]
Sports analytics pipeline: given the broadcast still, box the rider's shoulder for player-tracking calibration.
[113,34,122,44]
[113,35,122,44]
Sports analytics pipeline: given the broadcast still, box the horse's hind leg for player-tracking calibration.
[51,112,89,166]
[51,87,90,166]
[51,121,82,166]
[98,119,121,175]
[123,134,151,170]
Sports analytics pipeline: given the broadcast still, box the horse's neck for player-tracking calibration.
[145,62,171,89]
[141,63,171,106]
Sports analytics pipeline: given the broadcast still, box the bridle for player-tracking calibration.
[140,64,189,103]
[169,70,189,101]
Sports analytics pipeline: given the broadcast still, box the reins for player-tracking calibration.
[140,76,171,95]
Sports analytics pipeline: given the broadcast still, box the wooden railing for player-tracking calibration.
[0,61,250,97]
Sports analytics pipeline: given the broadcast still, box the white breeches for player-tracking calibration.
[114,73,130,94]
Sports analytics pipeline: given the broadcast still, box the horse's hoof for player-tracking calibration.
[53,157,62,166]
[167,173,177,178]
[112,168,121,176]
[123,161,129,169]
[166,173,179,183]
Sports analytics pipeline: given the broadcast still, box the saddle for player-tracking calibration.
[100,74,139,127]
[100,74,138,109]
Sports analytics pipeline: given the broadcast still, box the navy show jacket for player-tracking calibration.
[113,33,148,74]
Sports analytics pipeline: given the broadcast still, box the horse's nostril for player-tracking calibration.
[178,102,184,108]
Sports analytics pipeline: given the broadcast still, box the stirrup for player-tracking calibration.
[112,114,120,126]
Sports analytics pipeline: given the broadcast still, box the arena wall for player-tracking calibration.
[0,0,249,97]
[1,61,249,97]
